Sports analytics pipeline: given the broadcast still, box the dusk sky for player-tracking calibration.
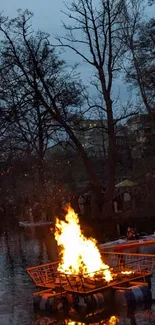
[1,0,155,106]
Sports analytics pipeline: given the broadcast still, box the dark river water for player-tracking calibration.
[1,226,155,325]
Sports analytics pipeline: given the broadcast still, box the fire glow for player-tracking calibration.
[54,206,112,282]
[66,315,119,325]
[121,270,133,275]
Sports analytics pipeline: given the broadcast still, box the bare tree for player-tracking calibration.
[0,60,62,185]
[121,1,155,123]
[0,10,103,200]
[55,0,127,213]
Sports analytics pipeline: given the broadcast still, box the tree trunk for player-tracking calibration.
[37,107,45,186]
[105,97,116,217]
[98,67,116,217]
[38,156,45,186]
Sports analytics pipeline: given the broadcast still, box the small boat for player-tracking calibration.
[99,234,155,252]
[19,221,53,228]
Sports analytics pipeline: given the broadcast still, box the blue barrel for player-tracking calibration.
[33,294,55,312]
[90,292,105,311]
[73,293,105,314]
[115,289,135,306]
[77,296,87,309]
[73,295,89,315]
[94,293,104,309]
[52,296,69,312]
[139,285,152,302]
[131,286,144,303]
[85,294,97,313]
[92,294,99,309]
[46,297,55,311]
[33,294,69,313]
[115,285,152,307]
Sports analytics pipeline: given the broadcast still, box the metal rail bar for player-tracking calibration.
[102,252,155,257]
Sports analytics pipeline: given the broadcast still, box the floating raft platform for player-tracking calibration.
[27,252,155,313]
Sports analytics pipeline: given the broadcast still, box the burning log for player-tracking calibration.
[83,276,108,288]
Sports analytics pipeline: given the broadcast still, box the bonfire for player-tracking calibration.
[54,205,112,282]
[52,205,135,292]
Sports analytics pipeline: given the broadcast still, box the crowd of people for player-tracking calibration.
[113,188,142,214]
[0,184,144,236]
[77,187,140,217]
[0,184,151,242]
[113,189,131,213]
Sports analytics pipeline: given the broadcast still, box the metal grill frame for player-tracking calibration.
[27,261,59,287]
[101,251,155,274]
[27,252,155,295]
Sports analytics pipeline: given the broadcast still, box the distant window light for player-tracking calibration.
[94,124,96,126]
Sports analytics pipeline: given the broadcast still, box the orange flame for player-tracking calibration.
[121,271,133,275]
[54,206,112,282]
[66,315,119,325]
[108,316,119,325]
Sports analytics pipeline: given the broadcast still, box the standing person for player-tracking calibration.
[78,195,85,215]
[123,189,131,211]
[84,192,91,220]
[117,192,123,212]
[90,191,98,219]
[113,196,118,213]
[113,191,122,214]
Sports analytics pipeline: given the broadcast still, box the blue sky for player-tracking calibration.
[1,0,155,106]
[1,0,65,34]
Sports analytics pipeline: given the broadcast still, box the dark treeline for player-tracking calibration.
[0,0,155,226]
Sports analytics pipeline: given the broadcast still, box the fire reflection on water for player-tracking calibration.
[34,315,119,325]
[66,316,119,325]
[0,224,154,325]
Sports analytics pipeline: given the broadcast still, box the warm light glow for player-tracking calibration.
[66,322,84,325]
[65,316,119,325]
[108,316,119,325]
[54,205,112,282]
[121,270,133,275]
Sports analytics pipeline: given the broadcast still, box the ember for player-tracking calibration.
[121,270,133,275]
[108,316,119,325]
[66,315,119,325]
[66,322,84,325]
[54,205,112,282]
